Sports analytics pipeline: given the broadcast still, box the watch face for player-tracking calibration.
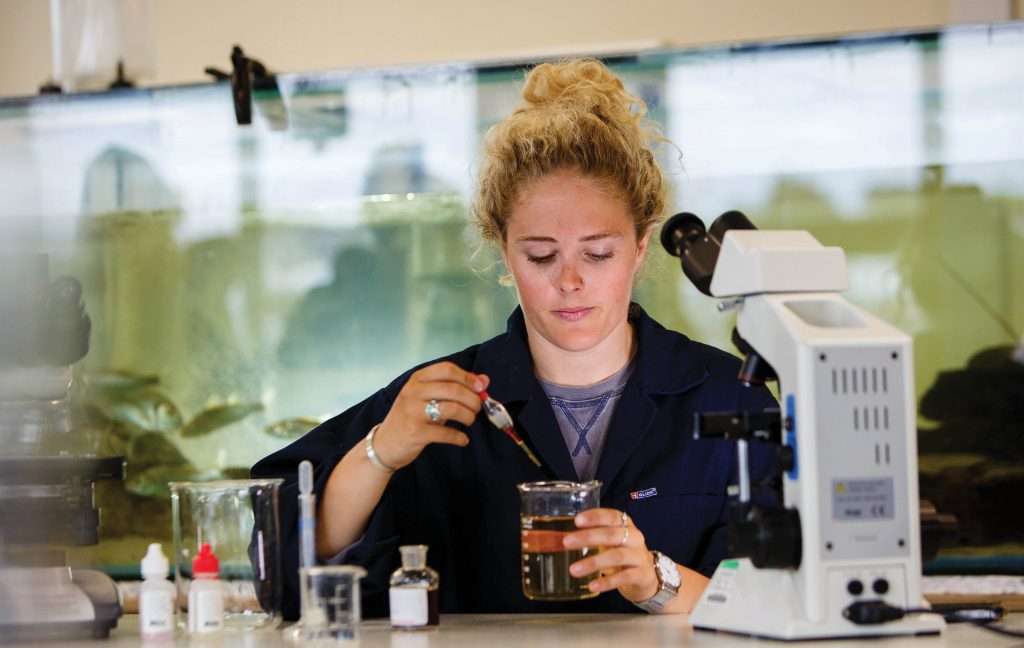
[657,553,682,588]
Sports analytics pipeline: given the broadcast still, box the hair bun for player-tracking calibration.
[473,58,667,250]
[521,59,644,125]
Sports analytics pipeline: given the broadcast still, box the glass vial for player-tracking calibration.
[389,545,439,629]
[139,543,176,641]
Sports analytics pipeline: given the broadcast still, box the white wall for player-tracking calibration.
[0,0,1020,99]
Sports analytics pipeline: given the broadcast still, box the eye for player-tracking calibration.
[587,252,614,261]
[528,253,556,264]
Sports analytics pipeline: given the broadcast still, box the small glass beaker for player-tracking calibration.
[300,565,367,644]
[170,479,283,632]
[517,480,602,601]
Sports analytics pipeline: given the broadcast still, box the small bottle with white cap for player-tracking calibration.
[139,543,176,640]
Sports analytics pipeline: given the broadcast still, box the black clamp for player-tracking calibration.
[205,45,276,125]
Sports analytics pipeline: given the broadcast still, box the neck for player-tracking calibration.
[529,319,636,386]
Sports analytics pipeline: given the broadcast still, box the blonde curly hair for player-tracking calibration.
[473,58,666,247]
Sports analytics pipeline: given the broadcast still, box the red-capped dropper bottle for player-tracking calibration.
[187,543,224,635]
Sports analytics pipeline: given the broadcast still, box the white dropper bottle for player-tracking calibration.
[139,543,176,641]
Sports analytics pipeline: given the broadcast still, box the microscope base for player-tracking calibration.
[0,567,121,640]
[690,559,944,640]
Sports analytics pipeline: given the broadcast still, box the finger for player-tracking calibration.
[569,546,647,577]
[408,380,485,414]
[414,362,486,393]
[399,395,477,434]
[476,373,490,393]
[424,425,470,448]
[583,564,653,595]
[574,508,630,529]
[563,526,635,551]
[423,400,477,429]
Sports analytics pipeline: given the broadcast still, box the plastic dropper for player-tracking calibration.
[478,390,542,467]
[298,460,316,568]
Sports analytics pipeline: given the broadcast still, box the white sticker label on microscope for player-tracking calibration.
[706,569,734,604]
[832,478,894,520]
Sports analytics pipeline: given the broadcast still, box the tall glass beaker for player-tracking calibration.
[170,478,283,631]
[517,480,602,601]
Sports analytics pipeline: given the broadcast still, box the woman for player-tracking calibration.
[252,59,775,618]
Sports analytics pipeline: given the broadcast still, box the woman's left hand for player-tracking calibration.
[563,507,659,603]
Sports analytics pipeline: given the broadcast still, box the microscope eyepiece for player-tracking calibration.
[708,210,757,241]
[659,212,706,257]
[660,210,757,296]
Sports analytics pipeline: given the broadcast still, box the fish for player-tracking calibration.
[219,466,253,480]
[85,369,159,394]
[98,428,128,457]
[94,386,183,433]
[125,464,199,498]
[128,432,190,471]
[180,402,263,438]
[71,403,112,427]
[263,417,322,439]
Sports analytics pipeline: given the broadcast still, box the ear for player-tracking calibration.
[498,245,516,287]
[633,226,653,272]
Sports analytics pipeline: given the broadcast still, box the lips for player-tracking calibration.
[554,307,592,322]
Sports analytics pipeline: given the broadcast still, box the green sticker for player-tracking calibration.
[721,560,740,569]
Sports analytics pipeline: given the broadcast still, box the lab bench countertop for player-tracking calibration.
[9,613,1024,647]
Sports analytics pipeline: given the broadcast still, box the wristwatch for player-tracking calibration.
[632,551,681,613]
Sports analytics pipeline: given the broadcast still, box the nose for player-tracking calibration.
[556,261,584,294]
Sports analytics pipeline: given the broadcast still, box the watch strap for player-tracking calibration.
[632,551,680,613]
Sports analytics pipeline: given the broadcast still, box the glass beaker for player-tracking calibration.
[300,565,367,643]
[517,480,602,601]
[170,479,283,632]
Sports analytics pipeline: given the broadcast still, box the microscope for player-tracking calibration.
[662,212,944,639]
[0,254,124,640]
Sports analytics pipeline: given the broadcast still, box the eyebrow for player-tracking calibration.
[514,232,623,244]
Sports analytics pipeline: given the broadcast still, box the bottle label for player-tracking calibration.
[188,586,224,634]
[140,589,174,635]
[389,587,428,626]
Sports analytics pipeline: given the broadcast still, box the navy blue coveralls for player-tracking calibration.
[251,304,777,619]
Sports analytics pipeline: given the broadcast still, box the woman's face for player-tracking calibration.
[503,170,650,357]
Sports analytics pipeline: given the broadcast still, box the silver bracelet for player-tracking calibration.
[365,424,397,474]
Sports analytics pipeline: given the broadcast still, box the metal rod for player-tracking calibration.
[737,438,751,503]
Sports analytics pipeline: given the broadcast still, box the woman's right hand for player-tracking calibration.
[371,362,489,470]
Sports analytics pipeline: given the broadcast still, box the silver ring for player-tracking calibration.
[620,526,629,547]
[620,510,629,528]
[425,399,442,424]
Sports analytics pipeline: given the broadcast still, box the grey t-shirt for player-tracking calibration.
[538,359,636,482]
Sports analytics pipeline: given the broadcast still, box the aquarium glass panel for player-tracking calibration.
[0,23,1020,572]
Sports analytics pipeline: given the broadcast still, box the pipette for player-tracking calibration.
[478,391,542,467]
[298,460,316,568]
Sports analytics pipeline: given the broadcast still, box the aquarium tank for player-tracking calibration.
[0,22,1020,575]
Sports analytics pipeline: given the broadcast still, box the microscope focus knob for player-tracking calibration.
[727,503,802,569]
[752,507,802,569]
